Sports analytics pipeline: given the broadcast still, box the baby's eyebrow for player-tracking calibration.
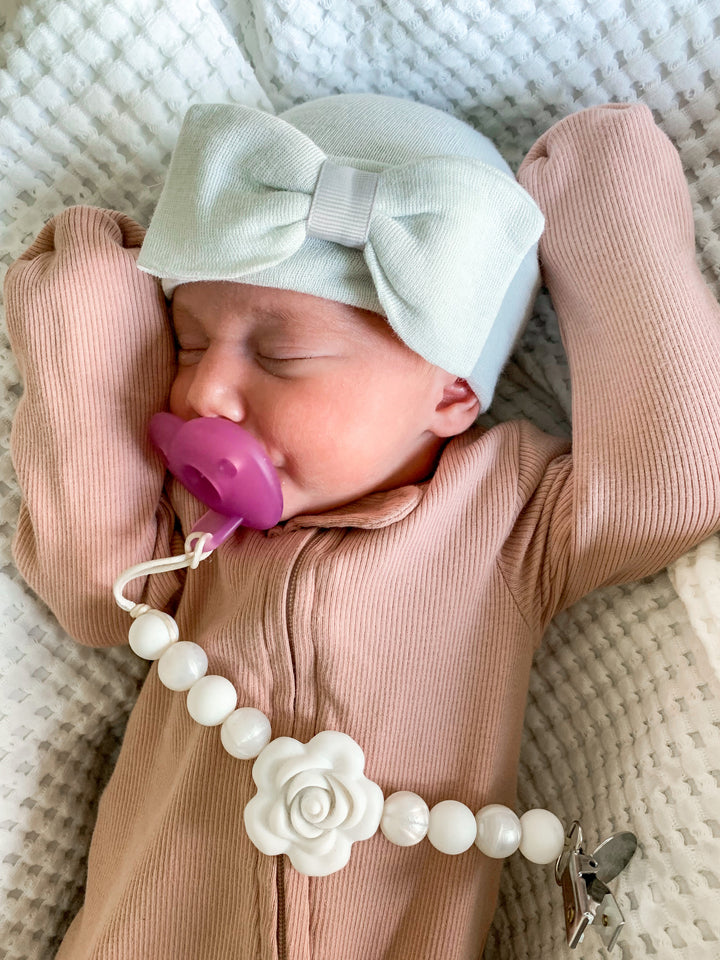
[253,306,356,340]
[252,306,297,329]
[171,298,359,342]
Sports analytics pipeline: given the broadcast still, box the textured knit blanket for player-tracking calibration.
[1,2,720,958]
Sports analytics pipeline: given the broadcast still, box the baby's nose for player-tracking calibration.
[185,349,246,422]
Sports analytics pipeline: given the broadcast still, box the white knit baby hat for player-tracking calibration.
[137,94,544,412]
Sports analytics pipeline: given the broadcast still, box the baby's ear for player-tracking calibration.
[432,377,480,437]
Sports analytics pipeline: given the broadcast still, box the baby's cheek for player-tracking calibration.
[277,405,347,480]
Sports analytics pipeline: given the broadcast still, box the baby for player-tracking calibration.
[5,94,720,960]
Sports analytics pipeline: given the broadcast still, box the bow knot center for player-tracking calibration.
[306,160,380,250]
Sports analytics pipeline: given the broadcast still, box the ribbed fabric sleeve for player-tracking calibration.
[504,103,720,634]
[5,206,180,646]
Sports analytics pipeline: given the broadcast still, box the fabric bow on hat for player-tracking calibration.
[137,103,544,381]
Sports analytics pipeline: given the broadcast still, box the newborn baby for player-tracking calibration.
[6,94,720,959]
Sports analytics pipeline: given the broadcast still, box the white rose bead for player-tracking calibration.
[186,675,238,726]
[244,730,384,876]
[380,791,429,846]
[157,641,208,691]
[427,800,477,855]
[474,804,522,858]
[128,610,179,659]
[221,707,272,759]
[519,809,565,864]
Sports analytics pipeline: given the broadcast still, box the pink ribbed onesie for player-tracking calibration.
[6,105,720,959]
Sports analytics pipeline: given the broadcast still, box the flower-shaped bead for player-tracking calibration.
[243,731,384,876]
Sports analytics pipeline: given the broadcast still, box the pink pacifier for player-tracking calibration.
[149,413,284,549]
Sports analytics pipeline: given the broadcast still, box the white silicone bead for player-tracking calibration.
[519,809,566,864]
[380,791,430,846]
[128,610,179,659]
[474,804,522,858]
[157,641,208,691]
[427,800,477,855]
[186,675,238,726]
[220,707,272,759]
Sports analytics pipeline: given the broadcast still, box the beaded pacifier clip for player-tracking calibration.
[113,414,637,947]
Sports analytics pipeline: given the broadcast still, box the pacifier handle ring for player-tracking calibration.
[112,532,213,613]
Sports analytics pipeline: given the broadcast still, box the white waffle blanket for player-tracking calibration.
[1,1,720,957]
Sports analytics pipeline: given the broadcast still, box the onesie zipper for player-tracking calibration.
[276,529,320,960]
[277,854,287,960]
[284,529,320,730]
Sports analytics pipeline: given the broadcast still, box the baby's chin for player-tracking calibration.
[277,483,365,523]
[279,494,332,523]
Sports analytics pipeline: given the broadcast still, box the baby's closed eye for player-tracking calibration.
[258,353,322,363]
[257,354,330,377]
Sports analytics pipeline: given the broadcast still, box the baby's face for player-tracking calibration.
[169,281,455,521]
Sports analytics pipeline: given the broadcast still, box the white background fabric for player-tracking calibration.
[1,1,719,957]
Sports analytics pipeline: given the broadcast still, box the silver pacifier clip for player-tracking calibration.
[555,820,638,950]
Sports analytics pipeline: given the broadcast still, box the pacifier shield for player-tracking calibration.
[149,412,283,531]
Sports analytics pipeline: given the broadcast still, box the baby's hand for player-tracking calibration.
[517,104,696,291]
[5,206,167,382]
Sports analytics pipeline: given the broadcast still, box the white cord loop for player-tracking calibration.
[113,532,213,613]
[186,532,211,568]
[129,603,152,619]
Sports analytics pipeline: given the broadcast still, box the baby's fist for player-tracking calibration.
[517,103,696,282]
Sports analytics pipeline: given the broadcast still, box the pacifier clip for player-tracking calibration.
[112,413,637,949]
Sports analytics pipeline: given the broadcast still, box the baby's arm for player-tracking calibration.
[5,206,179,646]
[508,104,720,630]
